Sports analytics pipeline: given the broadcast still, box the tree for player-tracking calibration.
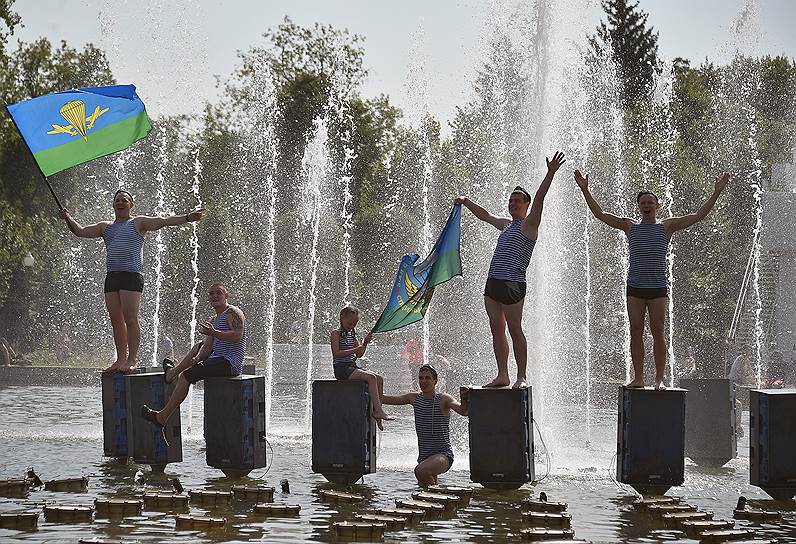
[590,0,659,109]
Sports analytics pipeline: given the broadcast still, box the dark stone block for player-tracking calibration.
[204,375,267,477]
[125,372,182,471]
[680,378,737,466]
[311,380,376,483]
[468,386,533,489]
[750,388,796,500]
[617,387,686,494]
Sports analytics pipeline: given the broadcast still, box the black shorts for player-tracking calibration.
[333,362,358,380]
[484,278,526,305]
[626,286,668,299]
[104,271,144,293]
[182,356,233,384]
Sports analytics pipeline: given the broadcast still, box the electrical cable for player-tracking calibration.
[531,417,551,484]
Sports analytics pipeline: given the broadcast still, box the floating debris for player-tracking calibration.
[0,479,31,498]
[662,510,713,528]
[733,508,782,522]
[232,485,274,502]
[520,527,576,541]
[175,514,226,530]
[427,485,473,507]
[142,492,189,510]
[355,513,407,531]
[171,478,184,494]
[412,492,460,510]
[188,489,233,507]
[699,529,757,543]
[43,504,94,523]
[319,489,364,504]
[25,467,43,487]
[394,499,444,517]
[253,502,301,516]
[376,507,425,524]
[44,477,89,493]
[0,512,39,530]
[523,498,568,513]
[680,519,735,538]
[633,496,680,510]
[332,521,385,541]
[647,503,697,516]
[522,511,573,528]
[93,498,143,517]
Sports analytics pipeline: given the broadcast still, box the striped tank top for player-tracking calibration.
[413,393,453,463]
[627,222,668,289]
[332,329,356,366]
[103,219,144,273]
[488,220,536,282]
[209,307,246,375]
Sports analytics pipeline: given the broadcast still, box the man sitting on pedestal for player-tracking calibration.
[382,364,469,487]
[141,282,246,429]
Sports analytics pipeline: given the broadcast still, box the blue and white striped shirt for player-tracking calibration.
[488,220,536,282]
[209,307,246,375]
[627,222,668,289]
[413,393,453,463]
[103,219,144,273]
[332,329,356,366]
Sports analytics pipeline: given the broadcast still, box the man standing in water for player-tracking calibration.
[574,170,729,389]
[60,190,205,372]
[455,151,566,388]
[142,282,245,429]
[382,364,468,487]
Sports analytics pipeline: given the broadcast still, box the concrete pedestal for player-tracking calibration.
[750,388,796,500]
[617,387,686,495]
[125,372,182,472]
[311,380,376,483]
[204,375,267,477]
[468,386,534,489]
[680,378,737,467]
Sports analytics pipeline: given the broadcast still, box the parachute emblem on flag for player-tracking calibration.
[47,100,109,140]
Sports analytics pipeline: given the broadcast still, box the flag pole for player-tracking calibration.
[4,105,64,210]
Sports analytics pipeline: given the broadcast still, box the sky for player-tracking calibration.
[10,0,796,128]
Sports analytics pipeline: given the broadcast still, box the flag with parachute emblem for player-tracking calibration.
[6,84,152,177]
[372,204,463,333]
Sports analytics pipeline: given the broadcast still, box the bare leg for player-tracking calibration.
[484,296,510,387]
[414,454,452,487]
[119,290,142,371]
[626,296,648,388]
[647,297,668,390]
[156,374,190,425]
[165,341,203,384]
[350,370,392,429]
[104,292,127,371]
[503,298,527,388]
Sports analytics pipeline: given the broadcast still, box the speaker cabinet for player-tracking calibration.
[680,378,736,466]
[311,380,376,483]
[750,388,796,500]
[204,375,267,477]
[468,386,534,489]
[125,372,182,471]
[102,372,133,459]
[617,387,685,494]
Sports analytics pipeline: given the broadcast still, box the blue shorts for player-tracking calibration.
[333,362,357,380]
[183,356,233,384]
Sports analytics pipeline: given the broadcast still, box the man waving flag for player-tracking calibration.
[372,204,463,333]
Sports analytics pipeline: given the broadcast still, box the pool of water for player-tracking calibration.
[1,384,794,543]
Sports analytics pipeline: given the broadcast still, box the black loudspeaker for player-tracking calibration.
[125,372,182,471]
[311,380,376,483]
[750,389,796,500]
[681,378,736,467]
[204,375,267,477]
[617,387,685,494]
[101,372,132,460]
[468,387,534,489]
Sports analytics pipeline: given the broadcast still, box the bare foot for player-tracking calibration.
[624,379,645,389]
[483,376,510,388]
[103,360,125,373]
[654,380,667,391]
[512,377,528,389]
[375,418,384,431]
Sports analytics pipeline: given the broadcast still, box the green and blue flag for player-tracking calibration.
[372,204,463,333]
[6,84,152,177]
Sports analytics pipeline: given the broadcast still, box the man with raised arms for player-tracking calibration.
[574,169,729,389]
[455,151,566,388]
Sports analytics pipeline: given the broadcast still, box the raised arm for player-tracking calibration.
[381,392,416,406]
[441,387,469,416]
[574,170,632,234]
[135,208,206,234]
[454,197,510,231]
[664,172,730,236]
[58,208,107,238]
[523,151,566,238]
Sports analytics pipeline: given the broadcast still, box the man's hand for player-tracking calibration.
[59,208,71,220]
[574,169,589,191]
[198,321,218,337]
[546,151,566,173]
[363,331,374,345]
[715,172,730,193]
[454,196,466,205]
[187,208,206,222]
[460,386,470,402]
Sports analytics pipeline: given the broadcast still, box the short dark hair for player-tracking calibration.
[418,364,437,380]
[114,189,134,203]
[636,190,658,203]
[511,186,531,203]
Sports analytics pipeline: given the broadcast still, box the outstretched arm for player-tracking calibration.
[441,387,469,416]
[454,197,510,231]
[574,170,632,234]
[135,208,206,233]
[58,208,107,238]
[523,151,566,239]
[664,172,730,236]
[382,392,415,405]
